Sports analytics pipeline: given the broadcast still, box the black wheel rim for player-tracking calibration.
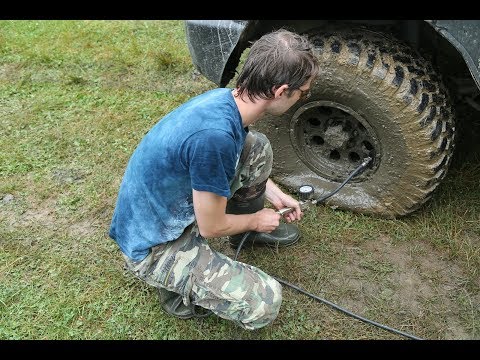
[289,100,380,182]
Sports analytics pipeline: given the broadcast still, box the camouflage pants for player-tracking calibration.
[124,130,282,330]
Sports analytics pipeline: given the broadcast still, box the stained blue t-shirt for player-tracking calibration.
[109,88,246,261]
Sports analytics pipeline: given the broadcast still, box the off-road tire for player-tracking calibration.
[252,27,455,217]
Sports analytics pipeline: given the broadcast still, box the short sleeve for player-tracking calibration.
[182,129,238,198]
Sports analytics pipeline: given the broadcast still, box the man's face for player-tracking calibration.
[266,76,314,116]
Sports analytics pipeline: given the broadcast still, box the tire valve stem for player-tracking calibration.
[361,156,373,168]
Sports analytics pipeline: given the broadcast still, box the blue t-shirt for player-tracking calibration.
[109,88,246,261]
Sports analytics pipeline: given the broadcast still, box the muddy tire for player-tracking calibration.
[252,27,456,217]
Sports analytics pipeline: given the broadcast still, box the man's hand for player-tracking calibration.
[254,208,282,233]
[265,179,303,223]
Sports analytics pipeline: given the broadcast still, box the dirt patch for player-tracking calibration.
[51,168,87,185]
[1,197,57,230]
[0,192,100,240]
[0,63,23,81]
[333,233,474,339]
[67,218,102,238]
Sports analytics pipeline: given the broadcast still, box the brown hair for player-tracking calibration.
[235,29,319,102]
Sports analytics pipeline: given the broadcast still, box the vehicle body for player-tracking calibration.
[185,20,480,218]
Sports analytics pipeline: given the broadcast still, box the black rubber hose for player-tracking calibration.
[274,276,423,340]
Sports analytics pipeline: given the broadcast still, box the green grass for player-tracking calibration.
[0,20,478,340]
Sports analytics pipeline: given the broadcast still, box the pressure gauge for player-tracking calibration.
[298,185,314,201]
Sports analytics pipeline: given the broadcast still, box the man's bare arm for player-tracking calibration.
[192,189,281,238]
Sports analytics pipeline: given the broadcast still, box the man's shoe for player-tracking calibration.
[229,222,301,249]
[157,288,211,319]
[158,288,195,319]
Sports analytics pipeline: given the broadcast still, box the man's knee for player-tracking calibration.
[249,131,273,168]
[239,131,273,188]
[239,277,283,330]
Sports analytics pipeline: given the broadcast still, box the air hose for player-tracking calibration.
[234,157,424,340]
